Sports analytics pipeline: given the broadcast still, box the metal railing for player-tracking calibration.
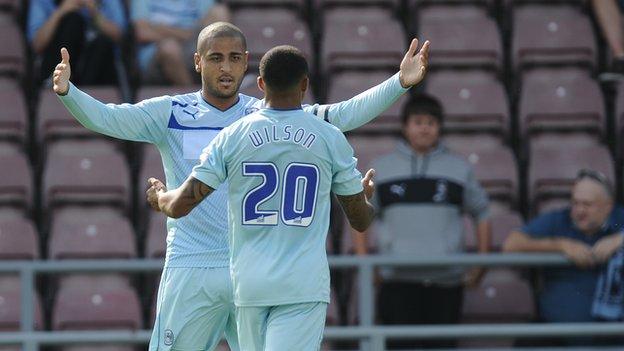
[0,254,621,351]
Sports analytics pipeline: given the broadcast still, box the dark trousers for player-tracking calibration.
[378,281,463,349]
[38,11,117,85]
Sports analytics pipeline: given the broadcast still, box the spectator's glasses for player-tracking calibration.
[576,169,613,195]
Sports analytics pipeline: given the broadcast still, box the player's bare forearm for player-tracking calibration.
[337,191,374,232]
[158,177,214,218]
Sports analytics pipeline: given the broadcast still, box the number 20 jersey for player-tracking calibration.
[191,108,363,307]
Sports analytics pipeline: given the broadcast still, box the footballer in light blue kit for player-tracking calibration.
[150,45,376,351]
[53,22,430,351]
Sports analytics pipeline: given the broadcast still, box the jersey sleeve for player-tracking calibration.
[58,83,171,144]
[303,73,408,132]
[462,167,491,222]
[331,133,364,196]
[190,130,228,189]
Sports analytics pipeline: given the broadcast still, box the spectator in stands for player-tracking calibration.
[131,0,231,86]
[592,0,624,74]
[27,0,126,85]
[355,94,492,349]
[503,169,624,345]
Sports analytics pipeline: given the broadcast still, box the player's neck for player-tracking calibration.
[201,91,239,112]
[264,94,302,110]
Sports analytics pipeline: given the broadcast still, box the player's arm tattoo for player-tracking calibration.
[158,177,215,218]
[336,191,375,232]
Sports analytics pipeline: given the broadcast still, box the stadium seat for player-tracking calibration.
[518,67,604,142]
[536,197,570,215]
[528,134,614,213]
[462,271,535,322]
[444,135,519,206]
[416,5,502,70]
[232,9,313,71]
[37,86,122,145]
[0,0,21,15]
[315,0,399,8]
[511,4,596,71]
[0,14,24,77]
[145,211,167,259]
[327,71,407,133]
[48,206,137,259]
[0,143,33,211]
[321,8,405,72]
[426,70,510,139]
[465,208,524,252]
[239,73,315,104]
[0,216,39,260]
[615,82,624,156]
[53,275,142,330]
[42,140,130,212]
[347,134,400,172]
[0,275,44,331]
[0,79,27,145]
[225,0,306,10]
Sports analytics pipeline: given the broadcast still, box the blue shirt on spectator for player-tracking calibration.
[27,0,127,43]
[522,206,624,322]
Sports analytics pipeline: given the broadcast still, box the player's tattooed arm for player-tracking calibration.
[336,191,375,232]
[147,177,214,218]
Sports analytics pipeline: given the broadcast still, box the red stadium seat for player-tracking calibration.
[53,275,142,330]
[426,70,509,138]
[0,79,27,145]
[315,0,399,8]
[445,135,518,206]
[512,4,596,71]
[37,87,122,145]
[145,211,167,259]
[416,5,502,70]
[327,71,407,133]
[518,67,604,142]
[528,134,614,213]
[321,8,405,72]
[42,140,130,212]
[0,14,24,77]
[465,208,524,252]
[225,0,306,10]
[232,9,313,71]
[0,275,44,331]
[0,215,39,260]
[0,143,33,211]
[462,271,535,322]
[615,82,624,157]
[347,134,400,172]
[48,206,137,259]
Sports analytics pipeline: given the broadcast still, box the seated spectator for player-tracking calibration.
[504,169,624,346]
[131,0,231,86]
[592,0,624,74]
[355,95,492,349]
[27,0,126,85]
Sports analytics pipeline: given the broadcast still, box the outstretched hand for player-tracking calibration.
[362,168,376,201]
[53,47,71,95]
[399,38,430,88]
[146,177,167,212]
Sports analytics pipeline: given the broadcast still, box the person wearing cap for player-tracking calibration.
[504,169,624,345]
[353,94,492,349]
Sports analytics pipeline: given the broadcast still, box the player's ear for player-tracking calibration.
[257,76,265,93]
[300,76,309,93]
[194,52,201,73]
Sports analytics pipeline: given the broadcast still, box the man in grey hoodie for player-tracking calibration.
[355,94,491,349]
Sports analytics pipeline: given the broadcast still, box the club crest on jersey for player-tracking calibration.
[245,107,259,115]
[390,183,406,197]
[433,180,448,203]
[164,329,174,346]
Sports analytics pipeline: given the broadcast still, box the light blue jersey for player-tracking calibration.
[58,74,406,268]
[191,108,363,306]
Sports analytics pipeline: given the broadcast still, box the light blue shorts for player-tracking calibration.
[149,267,239,351]
[236,302,327,351]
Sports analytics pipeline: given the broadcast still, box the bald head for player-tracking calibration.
[197,22,247,55]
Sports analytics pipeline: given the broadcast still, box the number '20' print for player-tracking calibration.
[242,162,319,227]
